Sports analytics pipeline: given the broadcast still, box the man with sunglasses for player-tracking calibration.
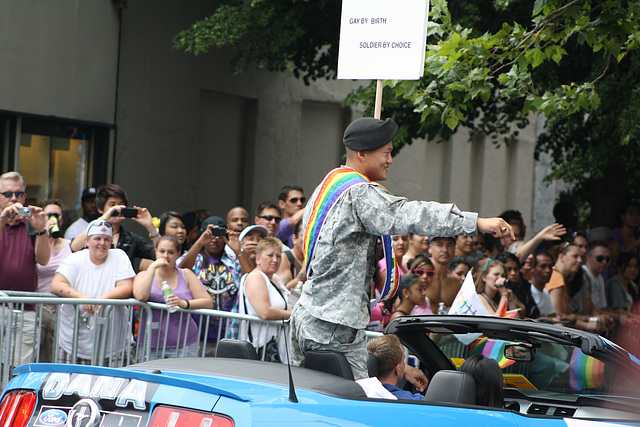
[289,117,514,382]
[276,185,306,248]
[0,171,50,365]
[254,201,282,237]
[582,240,612,311]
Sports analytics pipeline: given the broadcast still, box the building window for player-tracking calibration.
[0,116,111,222]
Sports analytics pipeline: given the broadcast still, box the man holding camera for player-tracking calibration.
[0,171,50,364]
[70,184,156,267]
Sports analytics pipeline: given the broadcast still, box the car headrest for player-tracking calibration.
[424,370,476,405]
[215,339,259,360]
[303,350,355,380]
[367,353,379,378]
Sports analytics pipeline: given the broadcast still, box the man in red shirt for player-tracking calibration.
[0,171,49,364]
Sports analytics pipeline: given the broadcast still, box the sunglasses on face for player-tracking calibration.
[288,197,306,204]
[595,255,611,263]
[258,215,281,223]
[1,191,25,198]
[414,268,436,278]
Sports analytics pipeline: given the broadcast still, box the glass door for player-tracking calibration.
[18,121,94,221]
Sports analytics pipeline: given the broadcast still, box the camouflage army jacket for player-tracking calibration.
[298,180,478,330]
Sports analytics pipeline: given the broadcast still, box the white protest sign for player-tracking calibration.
[337,0,429,80]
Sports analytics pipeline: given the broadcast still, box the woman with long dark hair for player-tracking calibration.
[459,354,504,408]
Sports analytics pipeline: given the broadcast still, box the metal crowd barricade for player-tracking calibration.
[140,305,383,363]
[0,292,155,390]
[0,290,385,391]
[0,291,291,389]
[136,302,289,362]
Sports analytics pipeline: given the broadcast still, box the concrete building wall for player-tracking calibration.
[386,125,538,235]
[0,0,543,235]
[0,0,119,123]
[114,0,361,218]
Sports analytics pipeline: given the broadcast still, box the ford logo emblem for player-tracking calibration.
[39,409,67,425]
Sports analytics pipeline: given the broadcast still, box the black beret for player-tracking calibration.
[343,117,398,151]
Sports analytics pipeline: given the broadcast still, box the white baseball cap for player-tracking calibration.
[86,219,113,238]
[239,225,269,242]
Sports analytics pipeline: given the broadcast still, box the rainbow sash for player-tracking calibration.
[303,167,399,308]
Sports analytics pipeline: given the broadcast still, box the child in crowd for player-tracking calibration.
[389,274,428,322]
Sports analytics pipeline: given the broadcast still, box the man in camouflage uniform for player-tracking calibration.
[290,117,513,380]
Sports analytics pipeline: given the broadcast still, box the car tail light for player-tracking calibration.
[0,390,37,427]
[148,405,234,427]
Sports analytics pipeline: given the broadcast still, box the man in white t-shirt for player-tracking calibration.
[51,219,135,362]
[530,251,556,317]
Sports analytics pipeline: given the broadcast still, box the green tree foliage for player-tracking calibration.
[173,0,343,84]
[175,0,640,222]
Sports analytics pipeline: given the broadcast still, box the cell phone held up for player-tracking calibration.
[209,225,228,238]
[112,207,138,218]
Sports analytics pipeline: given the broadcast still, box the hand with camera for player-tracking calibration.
[0,202,23,226]
[178,223,228,270]
[101,204,127,224]
[192,224,226,249]
[226,228,242,255]
[242,239,258,259]
[26,205,47,236]
[130,206,159,239]
[69,204,124,252]
[199,224,214,244]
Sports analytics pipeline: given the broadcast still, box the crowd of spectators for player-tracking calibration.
[0,171,306,364]
[1,169,640,366]
[372,204,640,358]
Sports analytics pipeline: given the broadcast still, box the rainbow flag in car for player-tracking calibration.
[569,347,605,390]
[469,338,516,369]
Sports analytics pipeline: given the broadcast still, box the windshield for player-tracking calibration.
[431,333,640,399]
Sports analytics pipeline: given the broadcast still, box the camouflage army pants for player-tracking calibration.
[289,304,368,380]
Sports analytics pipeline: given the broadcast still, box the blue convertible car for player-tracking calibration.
[1,315,639,426]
